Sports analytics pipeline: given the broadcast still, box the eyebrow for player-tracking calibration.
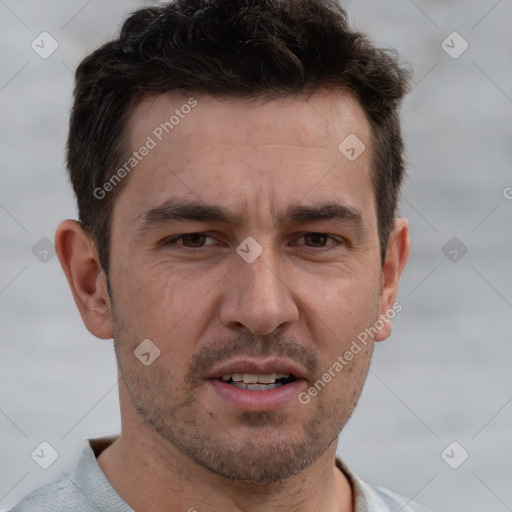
[136,198,364,233]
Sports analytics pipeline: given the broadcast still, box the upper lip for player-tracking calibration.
[206,358,307,380]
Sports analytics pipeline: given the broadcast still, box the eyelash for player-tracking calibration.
[163,232,344,252]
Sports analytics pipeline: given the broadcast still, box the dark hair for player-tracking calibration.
[67,0,411,273]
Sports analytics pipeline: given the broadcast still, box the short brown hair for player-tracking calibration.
[67,0,411,273]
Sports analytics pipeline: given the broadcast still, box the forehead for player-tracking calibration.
[129,90,371,150]
[116,90,375,229]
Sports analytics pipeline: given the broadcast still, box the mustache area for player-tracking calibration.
[184,334,321,387]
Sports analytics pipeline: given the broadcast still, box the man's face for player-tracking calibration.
[108,91,383,482]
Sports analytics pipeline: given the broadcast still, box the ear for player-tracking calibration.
[375,217,410,342]
[55,220,113,340]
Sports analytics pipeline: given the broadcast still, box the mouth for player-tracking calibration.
[205,359,307,412]
[218,372,298,391]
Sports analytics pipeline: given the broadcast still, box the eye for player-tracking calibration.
[164,233,217,249]
[162,232,344,252]
[293,233,342,249]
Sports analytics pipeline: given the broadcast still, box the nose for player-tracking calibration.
[219,247,299,336]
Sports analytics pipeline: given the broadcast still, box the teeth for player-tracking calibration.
[257,373,276,383]
[246,383,279,391]
[220,372,291,383]
[231,381,281,391]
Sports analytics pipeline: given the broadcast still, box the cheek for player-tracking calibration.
[310,269,381,340]
[110,257,217,358]
[302,267,380,403]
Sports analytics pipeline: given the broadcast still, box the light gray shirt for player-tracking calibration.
[8,437,432,512]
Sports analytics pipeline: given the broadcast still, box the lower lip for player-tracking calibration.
[207,379,307,412]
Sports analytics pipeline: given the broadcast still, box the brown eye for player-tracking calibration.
[180,234,208,247]
[290,233,347,253]
[164,233,216,249]
[303,233,330,247]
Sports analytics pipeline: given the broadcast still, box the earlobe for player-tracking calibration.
[55,220,113,340]
[375,217,410,342]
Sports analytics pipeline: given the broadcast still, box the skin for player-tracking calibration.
[56,89,409,512]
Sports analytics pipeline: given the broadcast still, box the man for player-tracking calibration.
[9,0,430,510]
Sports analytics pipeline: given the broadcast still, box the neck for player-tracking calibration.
[97,424,353,512]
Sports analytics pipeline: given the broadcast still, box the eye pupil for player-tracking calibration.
[184,234,206,247]
[306,233,327,247]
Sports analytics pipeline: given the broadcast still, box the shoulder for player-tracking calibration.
[336,457,433,512]
[6,474,83,512]
[6,437,129,512]
[365,482,433,512]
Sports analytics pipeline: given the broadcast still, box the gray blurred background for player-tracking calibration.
[1,1,511,510]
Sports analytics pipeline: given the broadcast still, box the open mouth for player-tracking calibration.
[208,365,306,411]
[219,373,298,391]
